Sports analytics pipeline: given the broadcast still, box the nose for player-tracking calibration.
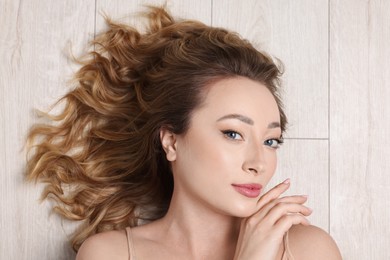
[242,145,266,175]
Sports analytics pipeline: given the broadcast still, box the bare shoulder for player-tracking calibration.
[288,225,342,260]
[76,229,128,260]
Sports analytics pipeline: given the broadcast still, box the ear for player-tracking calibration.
[160,127,178,161]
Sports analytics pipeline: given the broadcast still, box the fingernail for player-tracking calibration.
[302,195,308,198]
[283,178,290,184]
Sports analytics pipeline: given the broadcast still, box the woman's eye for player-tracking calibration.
[222,130,243,140]
[264,138,283,149]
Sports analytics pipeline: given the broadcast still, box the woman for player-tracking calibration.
[26,6,342,260]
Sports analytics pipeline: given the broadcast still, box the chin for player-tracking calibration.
[227,202,258,218]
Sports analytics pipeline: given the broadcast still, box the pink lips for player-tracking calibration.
[232,183,262,198]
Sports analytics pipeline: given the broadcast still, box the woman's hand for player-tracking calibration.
[233,179,312,260]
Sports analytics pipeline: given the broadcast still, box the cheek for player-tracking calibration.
[188,137,240,172]
[176,132,243,182]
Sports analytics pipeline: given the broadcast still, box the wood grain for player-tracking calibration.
[0,0,95,259]
[330,0,390,259]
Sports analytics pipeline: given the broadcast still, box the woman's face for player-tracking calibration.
[167,77,282,217]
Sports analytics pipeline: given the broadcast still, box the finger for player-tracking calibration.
[256,179,291,210]
[252,195,309,221]
[273,214,311,238]
[263,203,312,226]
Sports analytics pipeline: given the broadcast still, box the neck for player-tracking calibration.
[155,187,240,259]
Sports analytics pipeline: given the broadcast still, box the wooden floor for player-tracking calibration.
[1,0,389,259]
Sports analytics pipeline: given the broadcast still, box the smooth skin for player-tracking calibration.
[77,77,342,260]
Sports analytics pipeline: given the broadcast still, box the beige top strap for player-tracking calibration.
[125,227,137,260]
[281,230,295,260]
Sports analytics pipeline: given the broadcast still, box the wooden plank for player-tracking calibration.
[330,0,390,259]
[0,0,95,259]
[267,139,329,232]
[96,0,212,32]
[213,0,329,139]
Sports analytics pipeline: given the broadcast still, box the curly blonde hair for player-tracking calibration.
[26,5,286,251]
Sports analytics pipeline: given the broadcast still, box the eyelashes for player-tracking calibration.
[221,129,283,149]
[264,138,284,149]
[221,130,243,140]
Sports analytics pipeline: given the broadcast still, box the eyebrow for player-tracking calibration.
[267,121,281,129]
[217,114,254,125]
[216,113,281,129]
